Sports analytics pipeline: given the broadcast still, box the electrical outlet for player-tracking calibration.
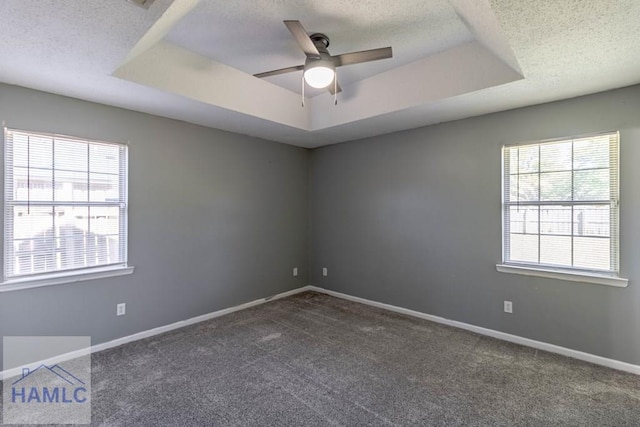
[293,267,298,276]
[116,303,126,316]
[504,301,513,314]
[322,267,328,277]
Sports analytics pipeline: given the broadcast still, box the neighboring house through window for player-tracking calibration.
[3,128,130,288]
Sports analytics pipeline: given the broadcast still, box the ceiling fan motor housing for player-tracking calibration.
[304,51,334,69]
[305,33,334,75]
[309,33,330,49]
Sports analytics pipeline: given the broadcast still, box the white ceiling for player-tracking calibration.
[1,0,639,148]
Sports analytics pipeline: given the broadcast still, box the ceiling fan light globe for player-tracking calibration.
[304,66,335,88]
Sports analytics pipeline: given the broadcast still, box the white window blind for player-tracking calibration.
[502,132,619,275]
[4,128,128,280]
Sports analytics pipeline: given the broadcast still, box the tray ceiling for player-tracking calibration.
[1,0,639,147]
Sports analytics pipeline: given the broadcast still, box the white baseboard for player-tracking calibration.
[3,284,638,379]
[307,286,640,376]
[0,285,312,380]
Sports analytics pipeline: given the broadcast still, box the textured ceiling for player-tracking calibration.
[0,0,639,148]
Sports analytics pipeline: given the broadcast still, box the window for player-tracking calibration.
[500,132,624,284]
[3,128,129,286]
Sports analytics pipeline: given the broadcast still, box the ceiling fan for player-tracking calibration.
[254,20,393,105]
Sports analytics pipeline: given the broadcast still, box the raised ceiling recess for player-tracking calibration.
[114,0,523,143]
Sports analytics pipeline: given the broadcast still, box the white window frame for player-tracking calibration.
[496,131,627,287]
[1,128,134,292]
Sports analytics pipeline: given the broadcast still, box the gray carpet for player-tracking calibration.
[4,291,640,426]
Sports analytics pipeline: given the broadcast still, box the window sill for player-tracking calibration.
[496,264,628,287]
[0,266,135,292]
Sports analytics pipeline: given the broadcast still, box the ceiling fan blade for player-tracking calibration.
[332,47,392,67]
[327,79,342,95]
[284,20,321,59]
[254,64,304,79]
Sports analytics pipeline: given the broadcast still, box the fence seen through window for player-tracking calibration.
[503,132,618,273]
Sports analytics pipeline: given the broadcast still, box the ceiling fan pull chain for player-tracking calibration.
[301,74,305,107]
[334,72,338,106]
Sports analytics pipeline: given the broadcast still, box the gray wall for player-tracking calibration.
[310,84,640,365]
[3,82,640,370]
[0,83,310,369]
